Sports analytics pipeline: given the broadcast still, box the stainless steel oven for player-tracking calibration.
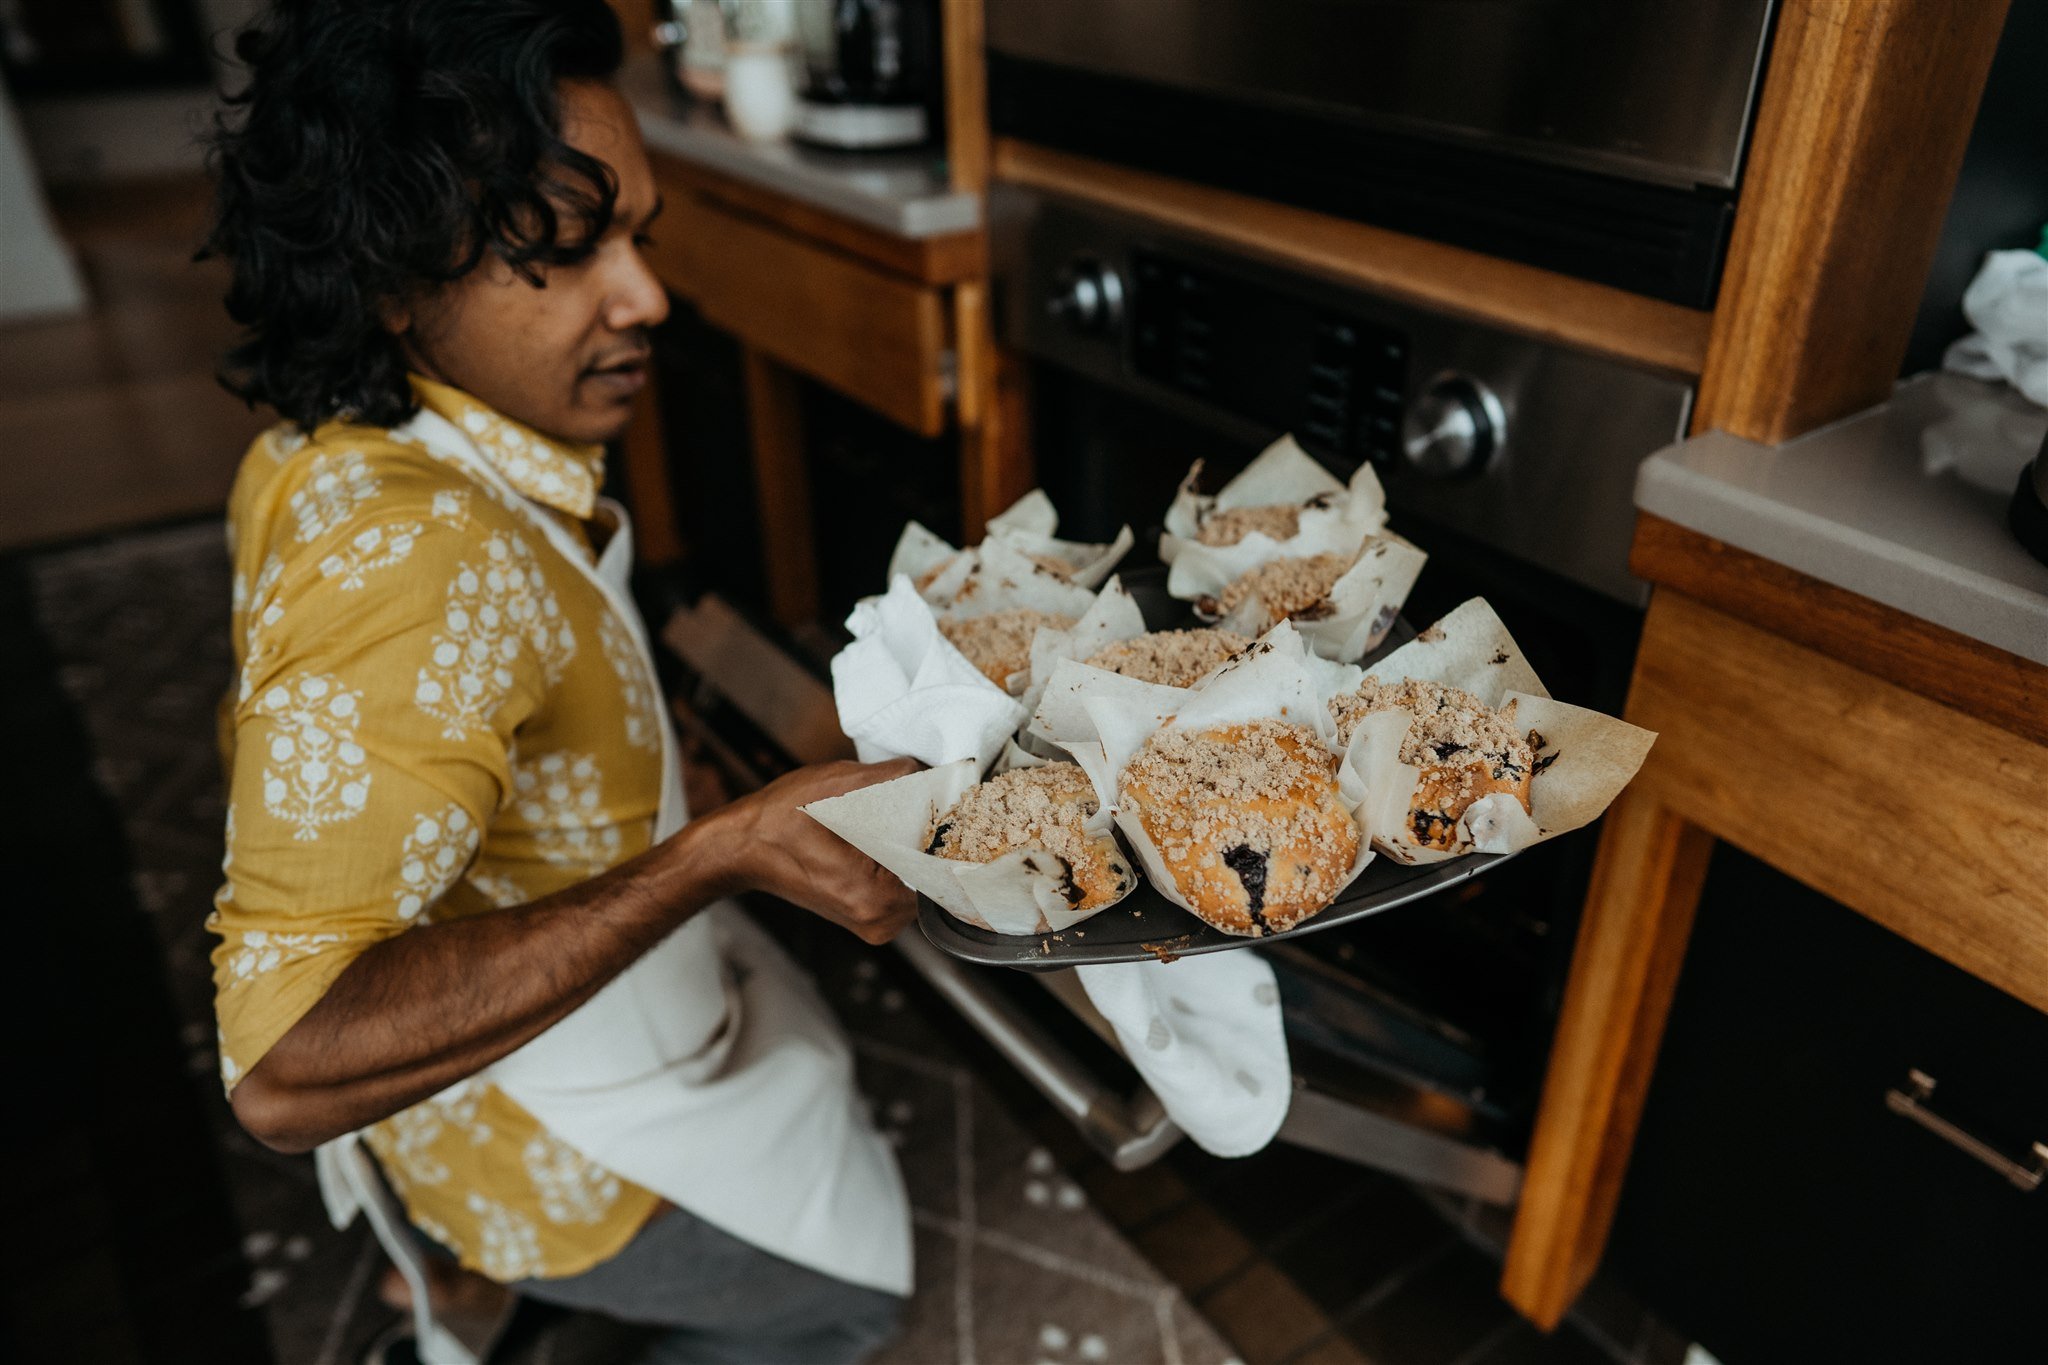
[964,182,1692,1200]
[988,0,1777,306]
[658,184,1694,1207]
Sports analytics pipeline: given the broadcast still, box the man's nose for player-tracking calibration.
[606,245,671,333]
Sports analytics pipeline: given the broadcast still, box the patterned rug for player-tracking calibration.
[21,518,1240,1365]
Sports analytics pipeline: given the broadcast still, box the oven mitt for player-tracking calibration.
[1075,953,1291,1158]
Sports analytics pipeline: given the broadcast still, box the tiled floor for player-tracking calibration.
[954,987,1693,1365]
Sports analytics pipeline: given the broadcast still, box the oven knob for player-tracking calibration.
[1400,374,1505,479]
[1048,259,1125,335]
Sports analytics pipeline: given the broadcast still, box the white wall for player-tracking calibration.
[0,78,88,320]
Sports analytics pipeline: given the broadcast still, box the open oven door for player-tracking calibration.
[659,593,1525,1205]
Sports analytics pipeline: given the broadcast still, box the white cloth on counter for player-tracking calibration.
[1075,953,1292,1158]
[1918,371,2048,493]
[832,576,1025,771]
[1944,247,2048,408]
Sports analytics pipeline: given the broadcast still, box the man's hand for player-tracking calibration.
[704,758,921,944]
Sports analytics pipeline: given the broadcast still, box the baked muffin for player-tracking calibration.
[1330,677,1535,852]
[1118,720,1359,936]
[1197,550,1358,623]
[940,608,1077,690]
[1195,503,1303,547]
[928,764,1133,912]
[1082,629,1252,688]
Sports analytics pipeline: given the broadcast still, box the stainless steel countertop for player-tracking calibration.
[618,55,981,240]
[1635,372,2048,665]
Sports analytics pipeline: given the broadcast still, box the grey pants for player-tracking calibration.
[509,1204,905,1365]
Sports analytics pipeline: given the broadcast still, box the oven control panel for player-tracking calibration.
[992,182,1694,605]
[1126,249,1410,470]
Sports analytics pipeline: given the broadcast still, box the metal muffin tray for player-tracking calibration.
[914,567,1523,970]
[917,848,1518,970]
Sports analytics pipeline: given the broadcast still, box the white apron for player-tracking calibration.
[316,409,911,1361]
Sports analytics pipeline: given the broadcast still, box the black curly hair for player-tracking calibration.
[202,0,626,431]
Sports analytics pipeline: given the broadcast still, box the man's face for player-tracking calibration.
[398,80,669,446]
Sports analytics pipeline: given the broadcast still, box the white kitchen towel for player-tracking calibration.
[831,575,1025,771]
[1075,953,1292,1158]
[1944,246,2048,408]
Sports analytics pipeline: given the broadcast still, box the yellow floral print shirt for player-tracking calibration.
[209,375,667,1281]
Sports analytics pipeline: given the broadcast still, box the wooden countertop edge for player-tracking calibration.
[1630,512,2048,748]
[993,139,1711,377]
[648,147,987,287]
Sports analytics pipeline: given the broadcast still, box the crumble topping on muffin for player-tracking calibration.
[1195,503,1303,548]
[940,609,1077,689]
[928,764,1126,910]
[1082,629,1252,687]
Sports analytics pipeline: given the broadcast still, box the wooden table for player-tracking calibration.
[1500,513,2048,1327]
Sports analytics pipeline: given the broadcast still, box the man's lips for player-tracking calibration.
[583,352,651,397]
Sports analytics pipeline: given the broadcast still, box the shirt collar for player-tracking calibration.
[408,374,605,519]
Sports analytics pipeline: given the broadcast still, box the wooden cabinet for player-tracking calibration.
[632,145,987,622]
[664,193,951,437]
[1503,525,2048,1329]
[1611,846,2048,1363]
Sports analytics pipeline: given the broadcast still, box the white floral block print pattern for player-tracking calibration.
[319,521,420,591]
[377,1103,455,1187]
[430,488,471,529]
[394,803,481,920]
[255,674,371,840]
[414,531,576,740]
[523,1132,622,1226]
[598,614,661,753]
[466,1193,545,1281]
[219,927,343,986]
[460,407,595,512]
[259,424,307,464]
[289,450,381,543]
[466,868,529,910]
[512,752,620,868]
[236,555,285,704]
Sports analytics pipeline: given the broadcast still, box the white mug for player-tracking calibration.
[723,45,797,143]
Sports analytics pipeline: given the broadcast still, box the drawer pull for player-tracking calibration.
[1884,1070,2048,1191]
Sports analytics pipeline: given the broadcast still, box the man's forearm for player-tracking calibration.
[232,812,741,1152]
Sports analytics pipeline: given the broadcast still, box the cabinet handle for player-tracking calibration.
[1884,1069,2048,1191]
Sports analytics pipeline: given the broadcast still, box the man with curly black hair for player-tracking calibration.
[201,4,916,1361]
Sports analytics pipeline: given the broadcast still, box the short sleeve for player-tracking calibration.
[210,464,570,1090]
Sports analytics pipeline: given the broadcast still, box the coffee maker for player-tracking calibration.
[793,0,938,150]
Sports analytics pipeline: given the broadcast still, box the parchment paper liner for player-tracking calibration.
[1159,435,1389,568]
[831,576,1025,772]
[1155,437,1424,660]
[1206,532,1430,662]
[1013,576,1150,747]
[803,756,1138,937]
[1049,621,1409,937]
[1343,598,1658,865]
[889,489,1134,610]
[935,554,1124,704]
